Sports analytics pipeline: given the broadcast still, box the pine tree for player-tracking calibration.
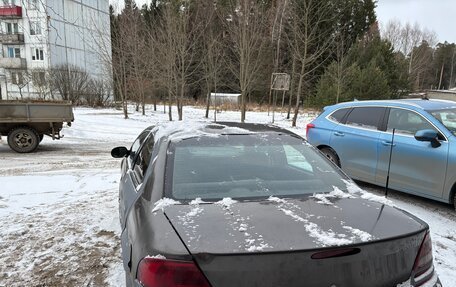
[315,23,407,106]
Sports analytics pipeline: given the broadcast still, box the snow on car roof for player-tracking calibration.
[150,121,296,143]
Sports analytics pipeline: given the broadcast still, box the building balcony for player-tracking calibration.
[0,5,22,19]
[0,57,26,69]
[0,33,24,44]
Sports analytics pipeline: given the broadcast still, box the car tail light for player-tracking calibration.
[137,257,211,287]
[412,231,434,286]
[306,123,315,135]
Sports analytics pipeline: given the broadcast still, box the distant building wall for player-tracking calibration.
[0,0,112,101]
[426,90,456,102]
[46,0,111,80]
[210,93,241,105]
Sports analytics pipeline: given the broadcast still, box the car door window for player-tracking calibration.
[429,109,456,136]
[329,108,350,123]
[345,107,385,130]
[387,109,436,136]
[132,135,155,184]
[128,131,150,168]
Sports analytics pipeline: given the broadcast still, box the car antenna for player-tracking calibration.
[369,204,385,234]
[385,128,396,198]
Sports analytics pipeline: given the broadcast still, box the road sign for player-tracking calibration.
[271,73,290,91]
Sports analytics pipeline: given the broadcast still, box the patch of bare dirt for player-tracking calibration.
[0,189,120,287]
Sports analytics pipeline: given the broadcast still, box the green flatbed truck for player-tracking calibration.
[0,101,74,153]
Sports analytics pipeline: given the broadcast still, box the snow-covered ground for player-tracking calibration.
[0,105,454,286]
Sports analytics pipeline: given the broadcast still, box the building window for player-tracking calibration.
[31,48,44,61]
[30,21,41,35]
[7,47,21,58]
[6,23,19,34]
[11,72,24,85]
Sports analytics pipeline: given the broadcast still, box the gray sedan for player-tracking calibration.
[112,122,441,287]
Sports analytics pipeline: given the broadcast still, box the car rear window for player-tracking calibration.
[345,107,385,130]
[166,134,349,201]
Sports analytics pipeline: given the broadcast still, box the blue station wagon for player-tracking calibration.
[307,99,456,208]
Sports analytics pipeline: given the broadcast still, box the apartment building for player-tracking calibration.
[0,0,111,100]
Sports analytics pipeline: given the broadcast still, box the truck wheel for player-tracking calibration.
[7,127,40,153]
[320,147,341,168]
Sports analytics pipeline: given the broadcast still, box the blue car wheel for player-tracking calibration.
[320,147,340,168]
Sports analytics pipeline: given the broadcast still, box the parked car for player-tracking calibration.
[112,121,440,287]
[307,99,456,209]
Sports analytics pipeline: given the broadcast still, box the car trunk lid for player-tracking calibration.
[164,196,427,287]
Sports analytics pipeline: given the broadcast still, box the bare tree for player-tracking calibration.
[381,20,403,52]
[125,10,150,115]
[409,41,434,90]
[109,8,133,118]
[382,20,437,91]
[269,0,288,114]
[31,69,53,100]
[85,79,113,107]
[286,55,297,119]
[202,36,225,120]
[199,2,225,120]
[330,26,353,105]
[287,0,334,127]
[11,71,31,100]
[153,1,204,121]
[50,64,91,104]
[224,0,271,123]
[451,46,456,89]
[154,4,178,121]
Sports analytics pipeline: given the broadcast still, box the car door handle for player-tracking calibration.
[381,141,396,147]
[334,132,345,137]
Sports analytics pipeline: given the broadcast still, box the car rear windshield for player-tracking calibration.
[166,134,349,201]
[429,108,456,136]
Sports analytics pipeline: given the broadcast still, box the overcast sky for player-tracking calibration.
[110,0,456,43]
[376,0,455,43]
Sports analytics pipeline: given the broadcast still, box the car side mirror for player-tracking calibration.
[111,146,129,158]
[414,129,441,148]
